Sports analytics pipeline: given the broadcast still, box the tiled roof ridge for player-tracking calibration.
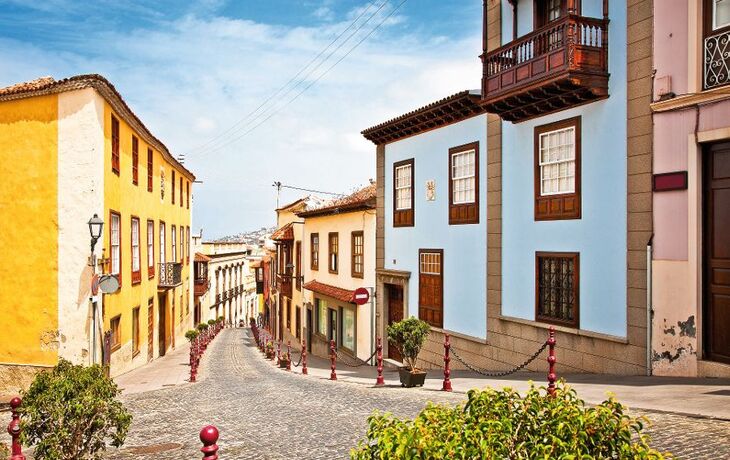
[297,183,375,217]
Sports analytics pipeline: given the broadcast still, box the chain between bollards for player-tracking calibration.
[329,340,337,380]
[200,425,219,460]
[375,337,384,386]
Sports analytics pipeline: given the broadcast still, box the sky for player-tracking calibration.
[0,0,484,239]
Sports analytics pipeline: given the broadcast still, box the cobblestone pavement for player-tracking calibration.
[107,329,730,459]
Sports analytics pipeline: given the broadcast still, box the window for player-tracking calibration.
[708,0,730,32]
[172,171,176,204]
[328,232,339,273]
[186,289,190,315]
[704,0,730,89]
[147,148,153,192]
[131,217,141,284]
[186,226,190,264]
[110,315,121,351]
[418,249,443,328]
[180,294,184,320]
[111,115,120,174]
[393,159,414,227]
[295,241,302,291]
[186,182,190,209]
[179,226,184,263]
[317,298,327,335]
[147,220,154,278]
[534,117,581,220]
[179,177,183,208]
[351,231,364,278]
[342,307,356,352]
[534,0,576,29]
[132,136,139,185]
[449,142,479,225]
[536,252,579,327]
[171,225,177,263]
[132,307,140,356]
[110,211,121,284]
[160,221,166,264]
[311,233,319,270]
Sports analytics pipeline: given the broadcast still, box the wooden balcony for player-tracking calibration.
[158,262,182,289]
[482,14,609,122]
[194,277,209,297]
[277,274,292,298]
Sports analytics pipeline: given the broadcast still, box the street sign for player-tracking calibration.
[98,274,120,294]
[353,287,370,305]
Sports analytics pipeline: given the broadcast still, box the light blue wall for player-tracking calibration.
[501,1,628,337]
[384,114,488,339]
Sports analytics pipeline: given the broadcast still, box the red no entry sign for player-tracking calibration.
[353,287,370,305]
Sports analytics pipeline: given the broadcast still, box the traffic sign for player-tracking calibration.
[353,287,370,305]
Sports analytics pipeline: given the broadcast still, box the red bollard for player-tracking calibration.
[276,341,281,366]
[375,337,385,386]
[547,326,557,396]
[442,334,452,392]
[329,339,337,380]
[302,339,308,375]
[200,425,219,460]
[190,345,196,382]
[286,340,292,371]
[7,397,25,460]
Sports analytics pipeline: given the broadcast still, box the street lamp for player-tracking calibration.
[87,214,104,253]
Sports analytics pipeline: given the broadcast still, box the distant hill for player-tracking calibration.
[212,226,275,245]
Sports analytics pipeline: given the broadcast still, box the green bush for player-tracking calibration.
[207,319,216,326]
[351,382,669,459]
[217,316,224,323]
[386,317,430,371]
[185,329,199,341]
[197,322,208,331]
[20,359,132,460]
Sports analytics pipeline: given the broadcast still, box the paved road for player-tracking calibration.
[108,329,730,459]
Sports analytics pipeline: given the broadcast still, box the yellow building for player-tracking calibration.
[0,75,195,392]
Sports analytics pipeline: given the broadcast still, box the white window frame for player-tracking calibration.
[160,222,166,264]
[147,220,154,270]
[395,164,412,210]
[538,126,576,196]
[419,251,442,275]
[131,218,140,273]
[451,149,476,205]
[171,225,177,262]
[111,213,120,276]
[713,0,730,30]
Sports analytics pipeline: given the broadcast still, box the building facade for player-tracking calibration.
[0,74,195,390]
[650,0,730,378]
[298,185,377,361]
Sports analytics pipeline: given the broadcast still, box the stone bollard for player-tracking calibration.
[7,397,25,460]
[547,327,557,396]
[375,337,385,386]
[329,340,337,381]
[200,425,219,460]
[301,339,308,375]
[442,334,452,392]
[286,341,292,372]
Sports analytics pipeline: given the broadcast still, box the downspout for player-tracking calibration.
[646,234,654,376]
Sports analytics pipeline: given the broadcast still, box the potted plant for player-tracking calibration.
[279,352,290,368]
[265,341,275,360]
[185,329,199,342]
[387,317,430,388]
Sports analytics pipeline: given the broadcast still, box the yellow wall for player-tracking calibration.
[102,101,193,373]
[0,95,59,366]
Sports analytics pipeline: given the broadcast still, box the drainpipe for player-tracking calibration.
[646,234,654,376]
[370,287,376,365]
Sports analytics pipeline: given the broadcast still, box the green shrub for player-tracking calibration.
[20,359,132,460]
[185,329,199,341]
[351,382,669,459]
[197,322,208,331]
[207,319,216,325]
[386,317,430,371]
[217,316,224,323]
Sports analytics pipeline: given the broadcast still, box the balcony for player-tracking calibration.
[277,274,292,298]
[158,262,182,289]
[482,14,609,122]
[705,29,730,90]
[256,281,264,294]
[194,277,209,297]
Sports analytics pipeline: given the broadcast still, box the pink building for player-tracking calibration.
[651,0,730,377]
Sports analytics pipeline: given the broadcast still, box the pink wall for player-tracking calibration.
[653,0,689,98]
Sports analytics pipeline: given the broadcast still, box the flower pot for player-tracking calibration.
[266,351,275,360]
[279,359,289,369]
[398,367,427,388]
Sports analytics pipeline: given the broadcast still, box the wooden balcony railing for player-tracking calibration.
[194,278,210,297]
[277,273,293,298]
[705,29,730,90]
[158,262,182,289]
[482,14,609,122]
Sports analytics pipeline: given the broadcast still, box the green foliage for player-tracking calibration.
[217,316,224,323]
[185,329,199,341]
[20,359,132,460]
[386,317,430,371]
[280,352,290,361]
[351,382,669,460]
[0,442,9,458]
[265,341,274,350]
[207,319,216,325]
[197,322,208,331]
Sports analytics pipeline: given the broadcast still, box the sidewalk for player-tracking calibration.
[268,337,730,420]
[115,341,195,395]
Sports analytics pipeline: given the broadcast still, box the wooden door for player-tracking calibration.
[328,308,338,346]
[704,142,730,364]
[387,284,404,361]
[419,249,444,328]
[306,308,313,351]
[147,300,154,361]
[158,293,166,357]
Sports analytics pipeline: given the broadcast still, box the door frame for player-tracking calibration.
[158,293,166,357]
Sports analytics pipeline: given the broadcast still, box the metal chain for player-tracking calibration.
[291,349,303,368]
[449,341,549,378]
[334,348,378,368]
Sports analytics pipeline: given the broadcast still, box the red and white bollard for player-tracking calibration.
[329,339,337,381]
[200,425,219,460]
[286,340,292,371]
[375,337,385,386]
[442,334,452,392]
[301,339,308,375]
[547,326,557,396]
[276,341,281,366]
[7,397,25,460]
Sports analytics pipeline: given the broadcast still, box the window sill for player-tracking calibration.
[497,315,628,344]
[351,273,364,279]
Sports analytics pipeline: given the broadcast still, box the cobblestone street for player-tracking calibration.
[109,329,730,459]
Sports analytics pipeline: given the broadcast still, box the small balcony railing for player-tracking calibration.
[194,277,209,297]
[705,30,730,90]
[277,273,293,297]
[158,262,182,288]
[482,14,609,122]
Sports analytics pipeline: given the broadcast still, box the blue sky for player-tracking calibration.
[0,1,483,238]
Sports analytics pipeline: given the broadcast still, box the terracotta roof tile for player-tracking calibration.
[297,184,375,218]
[302,280,356,304]
[194,252,211,262]
[271,222,294,241]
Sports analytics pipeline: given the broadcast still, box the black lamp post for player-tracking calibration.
[88,214,104,253]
